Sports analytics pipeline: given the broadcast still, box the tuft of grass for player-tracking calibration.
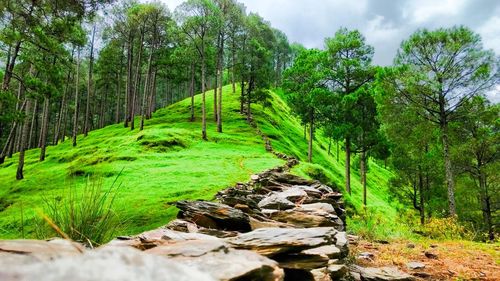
[36,174,122,247]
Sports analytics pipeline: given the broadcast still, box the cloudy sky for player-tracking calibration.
[163,0,500,100]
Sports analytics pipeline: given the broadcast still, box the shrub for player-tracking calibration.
[419,217,473,240]
[37,174,122,247]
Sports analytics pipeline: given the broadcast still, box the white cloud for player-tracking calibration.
[477,16,500,54]
[403,0,468,23]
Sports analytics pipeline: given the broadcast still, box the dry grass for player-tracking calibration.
[350,239,500,280]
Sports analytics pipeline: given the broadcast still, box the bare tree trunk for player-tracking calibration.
[190,63,195,122]
[99,85,108,128]
[124,32,134,127]
[17,99,32,180]
[131,31,144,131]
[39,97,50,161]
[28,100,38,149]
[308,114,313,163]
[217,32,224,133]
[140,45,154,131]
[213,75,218,122]
[84,25,96,137]
[55,74,70,144]
[148,70,157,118]
[231,36,236,94]
[201,47,207,140]
[418,168,425,225]
[345,137,351,195]
[72,50,81,147]
[361,150,367,206]
[115,44,124,124]
[441,122,456,216]
[240,81,245,114]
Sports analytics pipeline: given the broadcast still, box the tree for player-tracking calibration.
[389,26,499,216]
[283,49,327,162]
[324,28,375,195]
[453,97,499,240]
[176,0,218,140]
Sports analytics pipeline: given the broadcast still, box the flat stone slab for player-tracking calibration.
[147,239,283,281]
[227,227,337,256]
[0,246,215,281]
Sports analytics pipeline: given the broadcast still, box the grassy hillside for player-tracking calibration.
[250,89,411,239]
[0,85,283,239]
[0,85,406,240]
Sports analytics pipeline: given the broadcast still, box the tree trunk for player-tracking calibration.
[441,122,456,216]
[28,100,38,149]
[201,46,207,140]
[17,99,32,180]
[55,74,70,144]
[213,75,218,122]
[217,32,224,133]
[115,44,124,124]
[345,137,351,195]
[308,114,313,163]
[240,81,245,114]
[99,85,108,128]
[190,63,195,122]
[131,31,144,131]
[231,31,236,94]
[124,32,134,128]
[418,168,425,225]
[39,97,50,161]
[140,45,154,131]
[72,50,81,147]
[479,171,494,240]
[84,25,96,137]
[1,40,22,92]
[361,150,367,206]
[327,137,332,156]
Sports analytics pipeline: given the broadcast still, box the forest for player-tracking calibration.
[0,0,499,280]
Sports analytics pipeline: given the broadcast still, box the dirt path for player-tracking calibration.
[351,238,500,280]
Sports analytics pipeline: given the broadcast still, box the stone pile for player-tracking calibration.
[0,159,414,281]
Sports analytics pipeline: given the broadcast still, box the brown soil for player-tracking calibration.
[350,239,500,280]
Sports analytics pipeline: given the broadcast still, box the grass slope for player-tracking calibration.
[0,85,405,241]
[251,89,410,239]
[0,85,283,239]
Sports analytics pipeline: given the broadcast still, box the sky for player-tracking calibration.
[163,0,500,101]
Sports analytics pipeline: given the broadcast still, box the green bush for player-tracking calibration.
[37,174,122,247]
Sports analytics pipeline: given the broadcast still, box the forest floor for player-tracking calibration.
[351,238,500,280]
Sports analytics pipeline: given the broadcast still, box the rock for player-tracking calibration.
[406,243,415,249]
[251,174,260,181]
[249,217,293,230]
[176,200,251,232]
[310,267,332,281]
[296,203,336,213]
[228,227,338,256]
[424,251,438,259]
[335,232,349,257]
[351,266,415,281]
[375,240,390,245]
[166,219,200,233]
[258,194,296,210]
[302,245,342,259]
[274,245,341,270]
[268,210,339,228]
[358,252,375,261]
[411,272,431,279]
[406,262,425,270]
[270,173,315,186]
[0,239,85,267]
[327,264,348,279]
[292,185,323,198]
[149,240,284,281]
[0,246,215,281]
[139,227,220,242]
[279,187,308,201]
[146,239,227,257]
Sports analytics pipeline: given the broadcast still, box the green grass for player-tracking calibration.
[0,85,283,239]
[250,89,414,239]
[0,84,410,241]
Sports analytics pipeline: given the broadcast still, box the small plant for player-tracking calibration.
[38,172,122,247]
[419,216,473,240]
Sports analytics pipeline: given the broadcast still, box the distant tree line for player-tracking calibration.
[283,27,499,241]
